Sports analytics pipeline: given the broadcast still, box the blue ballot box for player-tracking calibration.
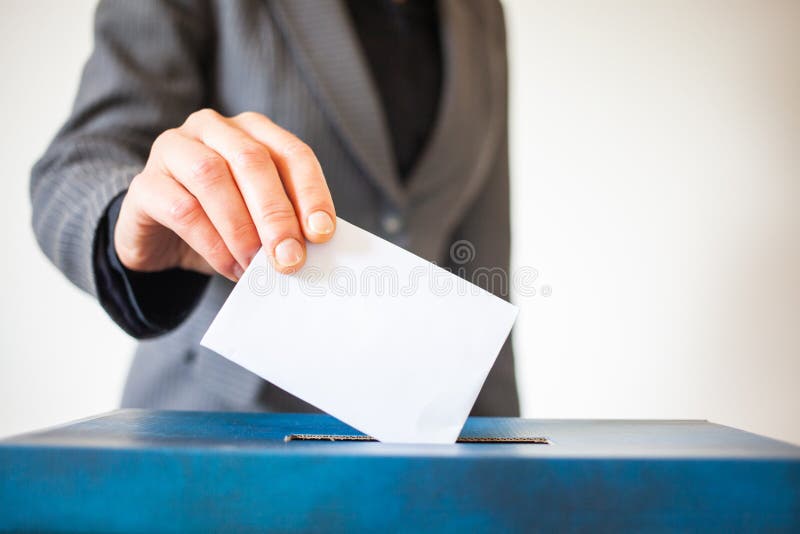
[1,410,798,532]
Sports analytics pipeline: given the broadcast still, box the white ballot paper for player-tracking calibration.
[201,218,518,443]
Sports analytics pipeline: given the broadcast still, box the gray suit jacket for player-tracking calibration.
[30,0,519,415]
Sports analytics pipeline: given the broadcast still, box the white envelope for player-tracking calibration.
[201,218,518,443]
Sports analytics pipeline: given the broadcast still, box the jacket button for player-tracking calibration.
[382,214,403,235]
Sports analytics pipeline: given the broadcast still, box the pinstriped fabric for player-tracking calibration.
[32,158,137,295]
[272,1,403,205]
[31,0,519,416]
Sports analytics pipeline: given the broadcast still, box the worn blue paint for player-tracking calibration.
[0,410,798,532]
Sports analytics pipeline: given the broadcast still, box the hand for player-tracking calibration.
[115,109,336,280]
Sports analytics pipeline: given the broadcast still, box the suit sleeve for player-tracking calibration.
[30,0,213,337]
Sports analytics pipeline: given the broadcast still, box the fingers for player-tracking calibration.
[142,108,335,279]
[182,110,308,273]
[128,171,241,281]
[233,112,336,244]
[152,128,260,275]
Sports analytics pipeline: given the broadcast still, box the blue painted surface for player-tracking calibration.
[0,410,798,532]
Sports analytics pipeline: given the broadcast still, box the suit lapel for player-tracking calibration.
[273,0,502,222]
[271,0,404,206]
[405,0,503,224]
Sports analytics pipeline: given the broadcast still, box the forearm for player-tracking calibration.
[30,0,212,329]
[31,145,141,296]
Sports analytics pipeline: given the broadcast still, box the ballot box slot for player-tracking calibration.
[284,434,549,444]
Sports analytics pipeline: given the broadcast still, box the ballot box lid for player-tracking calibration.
[2,410,799,532]
[2,409,798,459]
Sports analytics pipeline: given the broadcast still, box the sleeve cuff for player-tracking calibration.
[93,191,210,338]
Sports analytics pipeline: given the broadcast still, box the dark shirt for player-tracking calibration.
[346,0,442,179]
[94,0,443,338]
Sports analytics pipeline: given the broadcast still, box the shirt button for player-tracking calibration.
[382,214,403,235]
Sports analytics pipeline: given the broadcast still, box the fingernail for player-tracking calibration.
[274,238,303,267]
[307,211,334,235]
[233,263,245,280]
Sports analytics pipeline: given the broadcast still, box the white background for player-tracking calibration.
[1,1,798,444]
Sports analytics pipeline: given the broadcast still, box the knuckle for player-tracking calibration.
[152,128,180,153]
[203,234,230,260]
[235,111,266,124]
[185,107,221,128]
[122,174,155,225]
[257,201,297,227]
[191,228,227,264]
[195,107,220,121]
[202,241,238,276]
[233,145,271,170]
[127,171,147,196]
[230,219,259,243]
[168,195,202,227]
[280,137,313,160]
[190,155,229,189]
[126,171,160,207]
[295,182,327,203]
[156,127,180,142]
